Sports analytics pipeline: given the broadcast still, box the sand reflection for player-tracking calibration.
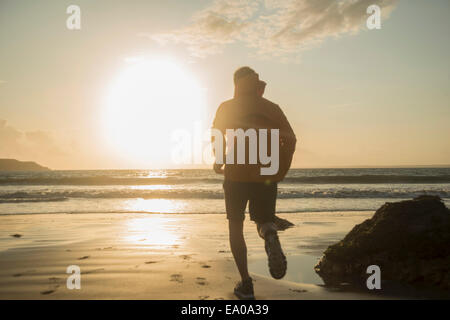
[123,215,183,248]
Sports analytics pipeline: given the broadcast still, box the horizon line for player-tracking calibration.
[44,164,450,171]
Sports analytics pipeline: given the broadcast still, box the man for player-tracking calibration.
[212,66,296,299]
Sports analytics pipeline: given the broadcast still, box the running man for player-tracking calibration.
[212,66,297,299]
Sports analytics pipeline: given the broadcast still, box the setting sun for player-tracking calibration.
[102,58,206,166]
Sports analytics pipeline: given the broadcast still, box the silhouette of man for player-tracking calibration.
[212,66,296,299]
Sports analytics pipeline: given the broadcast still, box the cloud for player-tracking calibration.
[147,0,398,60]
[0,120,24,156]
[0,120,139,169]
[0,119,67,168]
[149,0,258,58]
[25,130,67,157]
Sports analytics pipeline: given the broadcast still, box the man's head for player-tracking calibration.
[233,66,258,86]
[233,67,260,96]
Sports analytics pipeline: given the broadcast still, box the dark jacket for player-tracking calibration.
[212,77,296,183]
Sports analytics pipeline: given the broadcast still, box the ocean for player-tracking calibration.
[0,168,449,215]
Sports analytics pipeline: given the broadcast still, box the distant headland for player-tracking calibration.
[0,159,50,171]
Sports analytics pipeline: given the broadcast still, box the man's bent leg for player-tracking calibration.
[256,222,277,240]
[249,182,286,280]
[228,219,250,281]
[249,182,278,240]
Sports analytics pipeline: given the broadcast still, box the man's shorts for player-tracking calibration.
[223,179,278,224]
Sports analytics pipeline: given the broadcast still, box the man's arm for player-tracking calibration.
[274,104,297,150]
[272,104,297,179]
[211,133,226,174]
[211,104,227,174]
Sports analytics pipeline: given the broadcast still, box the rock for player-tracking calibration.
[314,195,450,290]
[0,159,50,171]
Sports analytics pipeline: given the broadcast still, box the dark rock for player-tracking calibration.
[314,195,450,290]
[0,159,50,171]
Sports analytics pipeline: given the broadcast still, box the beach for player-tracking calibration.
[1,168,448,299]
[0,210,401,300]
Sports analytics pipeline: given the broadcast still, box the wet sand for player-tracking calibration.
[0,211,400,299]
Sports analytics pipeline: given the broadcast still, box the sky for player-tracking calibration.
[0,0,449,170]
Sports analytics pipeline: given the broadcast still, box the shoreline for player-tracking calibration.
[0,208,377,216]
[0,211,420,299]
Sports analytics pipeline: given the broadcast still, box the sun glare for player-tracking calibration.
[102,58,206,166]
[123,215,182,247]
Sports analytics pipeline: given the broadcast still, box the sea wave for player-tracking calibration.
[0,174,450,185]
[0,188,448,202]
[283,175,450,184]
[0,197,68,204]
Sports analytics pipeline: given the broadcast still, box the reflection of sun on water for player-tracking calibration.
[121,183,188,246]
[126,198,186,213]
[142,170,169,179]
[130,185,172,191]
[124,216,182,247]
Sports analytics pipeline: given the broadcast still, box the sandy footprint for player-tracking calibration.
[83,268,105,274]
[12,269,36,277]
[289,288,307,293]
[40,290,55,295]
[170,274,183,283]
[48,277,61,281]
[195,277,208,286]
[40,277,63,295]
[95,246,113,251]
